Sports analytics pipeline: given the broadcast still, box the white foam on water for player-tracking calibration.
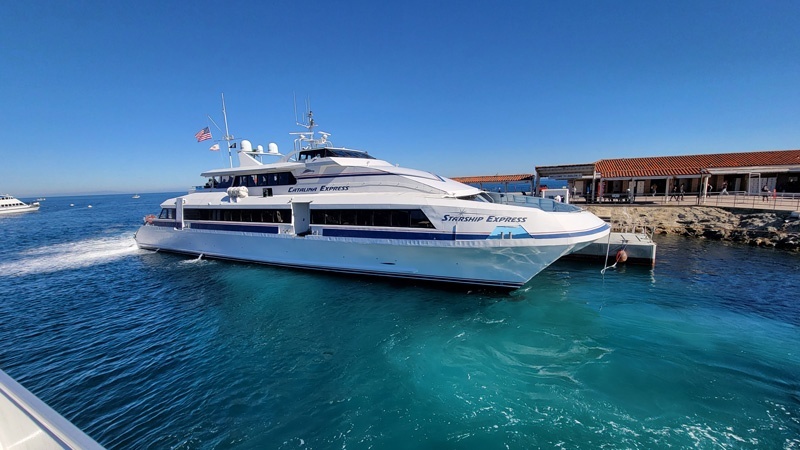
[0,234,142,277]
[179,254,208,265]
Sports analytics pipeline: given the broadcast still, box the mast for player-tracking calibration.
[221,93,234,168]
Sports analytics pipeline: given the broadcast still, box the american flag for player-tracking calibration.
[195,127,212,142]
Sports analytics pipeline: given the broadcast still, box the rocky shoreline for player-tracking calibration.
[584,205,800,251]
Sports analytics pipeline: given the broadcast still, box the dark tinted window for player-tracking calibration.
[310,209,434,228]
[159,208,176,219]
[183,208,291,224]
[298,148,375,160]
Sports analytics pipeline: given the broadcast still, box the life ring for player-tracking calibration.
[615,249,628,263]
[145,214,156,224]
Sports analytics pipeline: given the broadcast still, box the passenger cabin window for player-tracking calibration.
[159,208,176,219]
[216,176,233,189]
[310,209,434,228]
[231,172,297,187]
[211,173,297,188]
[183,208,292,224]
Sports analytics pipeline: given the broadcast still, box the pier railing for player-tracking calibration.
[577,191,800,212]
[696,192,800,211]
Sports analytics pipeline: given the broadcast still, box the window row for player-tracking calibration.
[159,207,435,229]
[183,208,292,224]
[310,209,434,228]
[206,172,297,189]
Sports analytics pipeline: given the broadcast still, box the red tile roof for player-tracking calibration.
[450,174,534,184]
[596,149,800,178]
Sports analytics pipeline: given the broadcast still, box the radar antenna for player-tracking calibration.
[289,96,333,154]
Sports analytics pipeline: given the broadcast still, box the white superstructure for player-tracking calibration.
[135,112,609,289]
[0,194,39,215]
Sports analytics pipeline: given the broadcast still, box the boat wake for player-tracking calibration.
[179,254,210,265]
[0,234,141,277]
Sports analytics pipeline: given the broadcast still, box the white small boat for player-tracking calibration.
[0,369,104,449]
[0,194,40,215]
[132,194,141,199]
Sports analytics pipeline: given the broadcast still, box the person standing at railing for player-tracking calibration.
[762,184,770,202]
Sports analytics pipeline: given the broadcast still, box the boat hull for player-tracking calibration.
[135,223,607,289]
[0,205,39,215]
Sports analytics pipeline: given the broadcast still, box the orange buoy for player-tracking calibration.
[616,249,628,263]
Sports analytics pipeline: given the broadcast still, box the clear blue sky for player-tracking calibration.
[2,1,799,197]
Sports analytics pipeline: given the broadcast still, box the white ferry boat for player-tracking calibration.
[135,113,609,289]
[0,195,40,215]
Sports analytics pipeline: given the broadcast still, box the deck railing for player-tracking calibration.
[495,193,583,212]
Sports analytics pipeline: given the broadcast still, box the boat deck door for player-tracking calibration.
[291,201,311,236]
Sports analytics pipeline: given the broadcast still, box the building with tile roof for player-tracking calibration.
[535,149,800,202]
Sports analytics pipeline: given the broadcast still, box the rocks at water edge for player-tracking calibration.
[584,206,800,251]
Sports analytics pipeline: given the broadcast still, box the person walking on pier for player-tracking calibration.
[721,181,729,195]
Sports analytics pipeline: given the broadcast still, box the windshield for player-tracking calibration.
[299,148,375,161]
[457,193,496,203]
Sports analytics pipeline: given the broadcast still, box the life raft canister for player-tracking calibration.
[616,249,628,263]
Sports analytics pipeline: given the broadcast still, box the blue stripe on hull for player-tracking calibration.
[322,223,609,241]
[322,228,464,240]
[147,221,608,241]
[190,222,279,234]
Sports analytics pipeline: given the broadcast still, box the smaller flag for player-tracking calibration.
[195,127,212,142]
[209,143,220,151]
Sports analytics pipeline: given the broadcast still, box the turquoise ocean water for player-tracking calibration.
[1,193,798,449]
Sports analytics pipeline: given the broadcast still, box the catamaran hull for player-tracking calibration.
[134,223,607,289]
[0,205,39,215]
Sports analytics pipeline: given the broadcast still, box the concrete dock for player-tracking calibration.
[564,231,657,266]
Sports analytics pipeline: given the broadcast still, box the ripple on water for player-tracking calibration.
[0,197,798,449]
